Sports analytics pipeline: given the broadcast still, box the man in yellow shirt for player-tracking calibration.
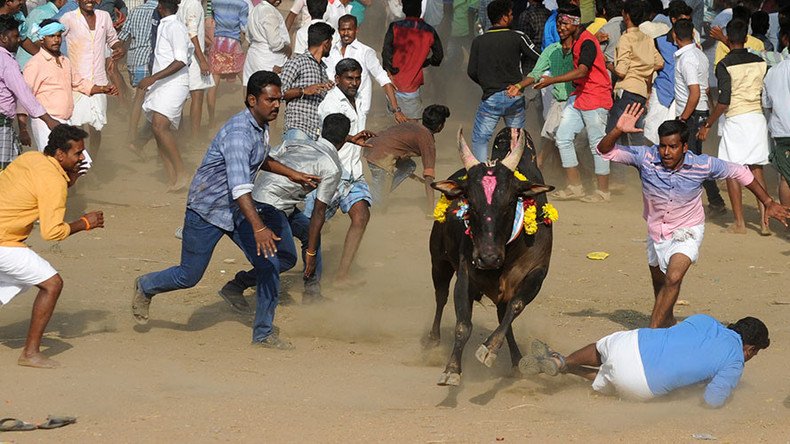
[0,124,104,369]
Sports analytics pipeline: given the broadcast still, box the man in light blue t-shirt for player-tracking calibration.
[521,315,769,407]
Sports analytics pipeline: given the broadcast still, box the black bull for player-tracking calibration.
[428,128,554,386]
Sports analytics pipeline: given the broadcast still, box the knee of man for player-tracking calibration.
[40,274,64,295]
[351,205,370,227]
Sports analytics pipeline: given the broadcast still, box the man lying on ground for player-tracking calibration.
[522,315,769,408]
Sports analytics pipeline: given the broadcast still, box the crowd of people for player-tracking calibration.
[1,0,789,409]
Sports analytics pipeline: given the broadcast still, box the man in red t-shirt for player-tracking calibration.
[382,0,443,119]
[537,5,614,203]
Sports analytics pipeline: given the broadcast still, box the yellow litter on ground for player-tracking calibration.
[586,252,610,260]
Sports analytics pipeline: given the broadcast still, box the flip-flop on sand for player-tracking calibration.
[0,416,76,432]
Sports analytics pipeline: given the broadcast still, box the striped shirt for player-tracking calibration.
[280,52,329,139]
[187,109,270,231]
[118,0,159,68]
[600,144,754,241]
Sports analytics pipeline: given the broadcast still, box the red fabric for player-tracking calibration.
[571,30,613,111]
[390,18,436,93]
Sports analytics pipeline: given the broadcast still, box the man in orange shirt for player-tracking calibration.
[0,125,103,369]
[23,19,117,156]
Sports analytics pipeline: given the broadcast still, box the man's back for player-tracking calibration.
[252,139,342,215]
[716,48,767,117]
[637,314,744,406]
[614,28,663,98]
[468,27,539,99]
[382,17,442,93]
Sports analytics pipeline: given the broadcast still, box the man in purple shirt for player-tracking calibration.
[597,103,789,328]
[0,14,58,169]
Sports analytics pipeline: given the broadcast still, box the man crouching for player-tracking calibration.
[0,125,104,368]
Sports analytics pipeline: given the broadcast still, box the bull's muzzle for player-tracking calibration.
[473,252,504,270]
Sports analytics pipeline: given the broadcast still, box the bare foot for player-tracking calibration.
[126,142,145,161]
[18,352,60,369]
[167,176,190,193]
[760,225,773,237]
[723,224,747,234]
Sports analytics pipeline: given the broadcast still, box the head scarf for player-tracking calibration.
[558,13,581,25]
[28,22,66,42]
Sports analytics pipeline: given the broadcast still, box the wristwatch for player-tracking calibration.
[395,107,402,113]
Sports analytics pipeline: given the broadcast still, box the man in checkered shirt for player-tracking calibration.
[279,21,334,141]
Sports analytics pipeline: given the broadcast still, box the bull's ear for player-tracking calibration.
[431,180,465,198]
[518,182,554,197]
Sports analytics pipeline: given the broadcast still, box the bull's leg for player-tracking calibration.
[497,304,523,369]
[437,264,473,386]
[476,268,547,368]
[425,259,455,348]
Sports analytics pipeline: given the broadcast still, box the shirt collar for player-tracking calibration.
[316,137,337,152]
[45,155,71,182]
[0,46,11,59]
[244,108,265,133]
[306,52,327,69]
[650,145,694,169]
[674,42,696,58]
[160,14,176,23]
[40,49,59,62]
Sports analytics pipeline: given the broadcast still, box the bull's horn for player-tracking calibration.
[501,128,524,171]
[458,127,479,170]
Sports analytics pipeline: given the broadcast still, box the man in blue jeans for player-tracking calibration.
[467,0,539,161]
[130,71,320,349]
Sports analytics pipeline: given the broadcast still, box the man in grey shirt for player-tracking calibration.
[597,0,626,64]
[218,114,364,311]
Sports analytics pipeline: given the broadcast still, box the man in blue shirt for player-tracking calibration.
[131,71,320,349]
[521,315,770,407]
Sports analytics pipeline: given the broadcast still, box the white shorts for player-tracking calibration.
[143,82,190,129]
[718,112,770,166]
[71,92,108,131]
[646,224,704,273]
[540,98,564,140]
[643,93,675,145]
[592,330,654,400]
[0,246,57,305]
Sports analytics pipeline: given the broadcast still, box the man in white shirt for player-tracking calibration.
[293,0,340,55]
[177,0,214,144]
[673,18,725,213]
[243,0,291,84]
[762,28,790,209]
[323,14,407,128]
[139,0,192,191]
[324,0,353,30]
[311,58,375,287]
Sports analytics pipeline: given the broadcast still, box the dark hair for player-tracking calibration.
[728,317,770,349]
[726,19,749,45]
[307,22,334,47]
[0,14,20,35]
[44,124,88,156]
[647,0,664,17]
[781,5,790,28]
[751,10,769,35]
[780,26,790,46]
[732,5,751,23]
[422,104,450,132]
[245,70,281,107]
[159,0,180,13]
[38,18,60,28]
[338,13,357,27]
[667,0,691,19]
[335,57,362,76]
[321,113,351,146]
[402,0,421,17]
[623,0,648,25]
[657,119,689,144]
[487,0,512,25]
[557,3,581,18]
[307,0,328,19]
[603,0,623,19]
[672,18,694,41]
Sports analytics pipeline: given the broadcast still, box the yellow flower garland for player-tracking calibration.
[513,170,528,182]
[542,203,559,223]
[433,194,452,223]
[523,203,538,235]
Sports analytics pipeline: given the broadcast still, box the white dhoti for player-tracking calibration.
[592,330,655,401]
[31,117,93,172]
[718,112,770,165]
[0,246,57,306]
[142,79,190,129]
[242,47,287,86]
[540,98,563,140]
[643,93,675,145]
[70,92,108,131]
[188,54,215,91]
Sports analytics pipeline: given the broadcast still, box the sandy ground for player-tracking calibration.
[3,25,790,443]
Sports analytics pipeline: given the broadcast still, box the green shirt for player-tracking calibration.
[528,42,574,102]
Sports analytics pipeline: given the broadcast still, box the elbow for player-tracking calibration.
[41,224,71,241]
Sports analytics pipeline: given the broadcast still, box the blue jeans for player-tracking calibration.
[471,90,526,162]
[367,159,416,204]
[282,127,315,142]
[555,96,610,176]
[606,90,647,146]
[138,207,297,342]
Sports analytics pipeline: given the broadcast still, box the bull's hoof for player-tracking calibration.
[518,355,540,375]
[437,371,461,386]
[475,344,497,368]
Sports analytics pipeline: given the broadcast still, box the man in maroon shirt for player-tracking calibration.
[536,4,614,203]
[382,0,443,119]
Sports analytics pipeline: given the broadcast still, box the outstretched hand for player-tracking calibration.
[615,102,645,134]
[764,201,790,228]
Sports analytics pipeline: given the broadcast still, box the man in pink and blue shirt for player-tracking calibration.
[597,103,789,329]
